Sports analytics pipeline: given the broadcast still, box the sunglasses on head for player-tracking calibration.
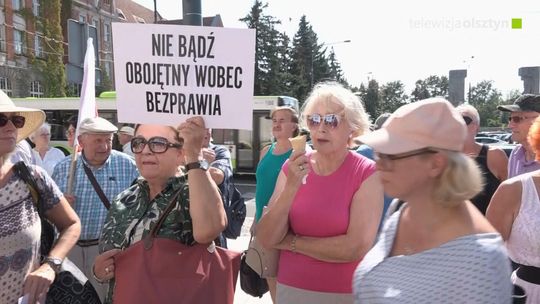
[131,136,182,154]
[0,114,25,128]
[462,116,473,126]
[306,114,342,129]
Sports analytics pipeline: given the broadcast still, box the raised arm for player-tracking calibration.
[179,117,227,244]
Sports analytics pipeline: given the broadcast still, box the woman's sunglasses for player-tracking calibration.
[0,114,25,128]
[131,136,182,154]
[462,116,473,126]
[306,114,341,129]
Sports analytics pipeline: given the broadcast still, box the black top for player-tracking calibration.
[471,145,501,214]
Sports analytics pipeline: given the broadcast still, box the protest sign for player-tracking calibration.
[112,23,255,130]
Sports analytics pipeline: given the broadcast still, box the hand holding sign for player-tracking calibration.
[178,116,206,161]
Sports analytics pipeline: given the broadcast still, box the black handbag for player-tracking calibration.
[239,251,269,298]
[14,162,102,304]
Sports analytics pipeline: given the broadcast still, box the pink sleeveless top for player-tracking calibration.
[278,151,376,293]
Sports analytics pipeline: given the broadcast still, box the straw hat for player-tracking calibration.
[0,89,45,143]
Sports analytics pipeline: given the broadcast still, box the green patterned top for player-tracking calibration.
[98,175,195,303]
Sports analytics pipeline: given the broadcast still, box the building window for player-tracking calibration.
[0,77,13,96]
[34,34,43,58]
[79,14,87,24]
[33,0,40,16]
[29,81,44,97]
[12,0,23,10]
[103,23,110,42]
[13,29,25,55]
[103,0,110,5]
[0,25,5,52]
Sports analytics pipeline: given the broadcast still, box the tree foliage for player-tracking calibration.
[379,81,408,114]
[468,80,503,127]
[32,0,66,97]
[410,75,448,101]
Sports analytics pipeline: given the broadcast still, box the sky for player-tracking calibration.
[133,0,540,97]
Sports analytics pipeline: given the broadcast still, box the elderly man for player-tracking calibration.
[498,94,540,178]
[202,128,235,246]
[52,117,139,300]
[117,125,135,156]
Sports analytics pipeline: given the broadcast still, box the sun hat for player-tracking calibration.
[498,94,540,113]
[358,97,466,154]
[118,126,135,136]
[78,117,118,135]
[0,89,45,143]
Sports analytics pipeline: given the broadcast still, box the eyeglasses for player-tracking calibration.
[375,148,438,171]
[0,114,25,128]
[508,115,538,124]
[462,116,473,126]
[306,114,342,129]
[131,136,182,154]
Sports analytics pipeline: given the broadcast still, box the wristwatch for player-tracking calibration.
[44,256,63,274]
[185,159,209,172]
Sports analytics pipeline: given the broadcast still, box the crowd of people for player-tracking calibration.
[1,84,539,304]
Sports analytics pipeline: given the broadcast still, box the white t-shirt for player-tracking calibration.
[33,147,66,176]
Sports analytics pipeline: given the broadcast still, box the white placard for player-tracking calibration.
[112,23,255,130]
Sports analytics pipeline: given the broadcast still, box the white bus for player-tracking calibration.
[13,93,299,173]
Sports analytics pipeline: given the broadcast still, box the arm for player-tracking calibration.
[206,146,232,186]
[24,196,81,303]
[179,117,227,244]
[487,148,508,181]
[486,179,521,240]
[257,151,309,248]
[274,172,383,262]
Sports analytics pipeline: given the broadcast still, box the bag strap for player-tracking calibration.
[143,190,185,249]
[82,163,111,210]
[13,161,43,215]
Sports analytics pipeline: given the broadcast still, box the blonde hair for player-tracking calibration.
[432,150,483,206]
[301,81,371,138]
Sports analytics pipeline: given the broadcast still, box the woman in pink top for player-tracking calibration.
[257,82,384,303]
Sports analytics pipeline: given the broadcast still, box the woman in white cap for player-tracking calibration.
[353,98,512,303]
[0,90,81,303]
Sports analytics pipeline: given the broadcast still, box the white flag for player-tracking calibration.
[74,37,97,146]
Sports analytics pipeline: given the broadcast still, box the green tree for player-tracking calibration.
[33,0,66,97]
[380,81,408,113]
[357,79,381,120]
[327,48,347,86]
[240,1,289,96]
[468,80,503,127]
[288,15,317,104]
[411,75,448,101]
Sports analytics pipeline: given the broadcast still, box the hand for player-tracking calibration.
[275,232,294,251]
[202,148,216,163]
[286,151,309,187]
[177,117,206,162]
[23,264,56,304]
[93,249,122,282]
[63,194,76,206]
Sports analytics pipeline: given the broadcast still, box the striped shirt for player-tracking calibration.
[52,150,139,240]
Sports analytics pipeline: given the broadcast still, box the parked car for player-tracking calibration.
[475,137,507,144]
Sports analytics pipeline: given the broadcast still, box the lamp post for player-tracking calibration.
[463,55,474,102]
[311,39,351,87]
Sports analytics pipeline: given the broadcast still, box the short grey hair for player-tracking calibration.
[456,104,480,125]
[30,122,51,141]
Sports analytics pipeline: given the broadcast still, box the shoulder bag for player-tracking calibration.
[113,190,242,304]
